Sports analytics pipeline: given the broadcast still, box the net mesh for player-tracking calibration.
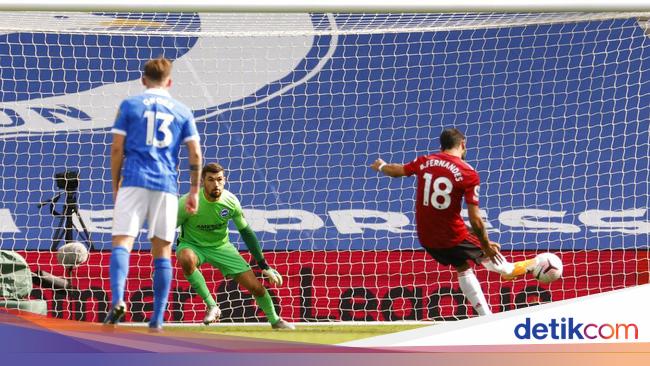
[0,12,648,323]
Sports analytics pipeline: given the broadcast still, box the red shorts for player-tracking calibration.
[423,234,484,268]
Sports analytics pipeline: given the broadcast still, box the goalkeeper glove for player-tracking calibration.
[258,260,283,286]
[262,268,283,286]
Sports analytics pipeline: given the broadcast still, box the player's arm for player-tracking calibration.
[467,203,489,247]
[184,139,202,214]
[110,101,128,202]
[177,195,189,228]
[370,158,407,177]
[233,213,283,286]
[467,203,502,264]
[182,114,202,214]
[110,134,125,202]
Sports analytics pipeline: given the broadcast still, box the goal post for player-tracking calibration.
[0,11,648,323]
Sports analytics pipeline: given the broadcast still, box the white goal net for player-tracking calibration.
[0,12,648,323]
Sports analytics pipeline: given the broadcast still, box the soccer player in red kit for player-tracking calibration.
[370,127,534,315]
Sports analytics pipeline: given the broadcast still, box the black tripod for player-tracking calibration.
[38,171,94,251]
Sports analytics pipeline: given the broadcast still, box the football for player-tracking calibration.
[56,241,89,269]
[533,253,563,284]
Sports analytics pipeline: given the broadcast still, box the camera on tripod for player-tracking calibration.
[55,171,79,193]
[38,170,93,252]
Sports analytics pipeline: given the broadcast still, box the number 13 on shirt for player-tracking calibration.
[144,111,175,148]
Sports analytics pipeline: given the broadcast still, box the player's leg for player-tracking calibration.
[210,244,293,329]
[233,270,293,329]
[425,244,491,316]
[149,236,172,330]
[110,236,135,306]
[455,263,491,316]
[234,271,278,323]
[478,242,536,280]
[176,245,220,324]
[146,191,177,330]
[498,258,537,280]
[106,187,146,325]
[105,235,134,324]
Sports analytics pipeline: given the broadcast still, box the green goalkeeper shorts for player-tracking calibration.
[176,241,251,278]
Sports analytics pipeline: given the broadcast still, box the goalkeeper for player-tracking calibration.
[176,162,294,329]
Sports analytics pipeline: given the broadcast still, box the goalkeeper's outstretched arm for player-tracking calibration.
[234,217,283,286]
[238,225,267,269]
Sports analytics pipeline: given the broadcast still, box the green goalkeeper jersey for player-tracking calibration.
[177,188,248,248]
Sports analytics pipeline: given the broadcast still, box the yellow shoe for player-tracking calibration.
[502,258,537,280]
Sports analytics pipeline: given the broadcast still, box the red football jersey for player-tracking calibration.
[403,152,480,249]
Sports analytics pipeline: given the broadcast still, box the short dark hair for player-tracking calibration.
[440,128,466,150]
[143,57,172,83]
[201,162,225,179]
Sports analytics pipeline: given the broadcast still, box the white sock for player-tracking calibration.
[458,268,492,316]
[481,254,514,275]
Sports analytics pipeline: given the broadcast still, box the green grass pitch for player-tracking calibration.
[163,324,429,344]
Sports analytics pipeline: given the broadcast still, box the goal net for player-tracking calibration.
[0,12,648,323]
